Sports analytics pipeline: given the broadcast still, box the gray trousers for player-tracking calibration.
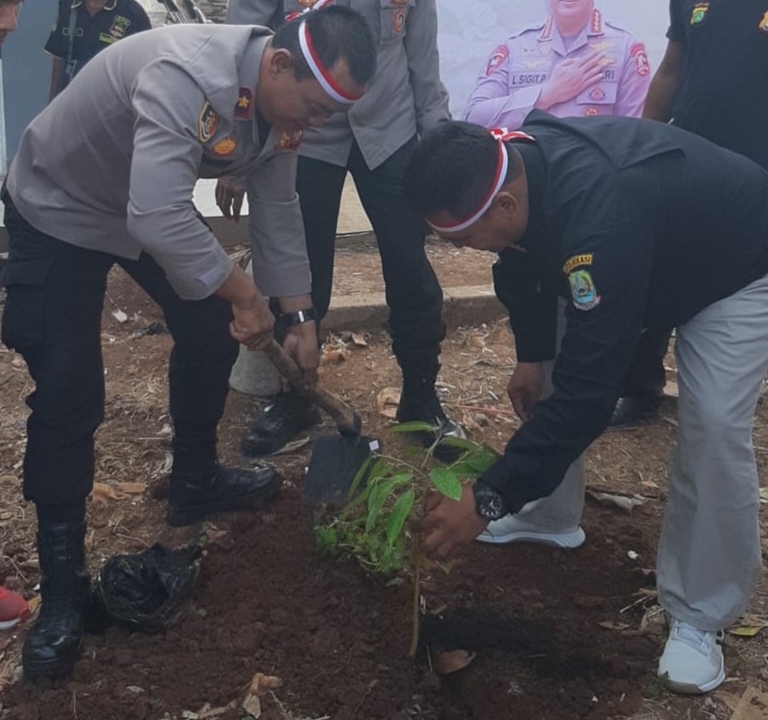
[518,300,586,531]
[529,279,768,628]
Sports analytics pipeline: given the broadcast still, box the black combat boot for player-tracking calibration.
[396,360,466,462]
[241,391,321,457]
[23,521,91,680]
[167,434,282,526]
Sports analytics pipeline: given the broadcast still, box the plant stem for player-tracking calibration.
[408,555,421,658]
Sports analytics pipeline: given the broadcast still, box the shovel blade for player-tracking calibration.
[303,434,378,507]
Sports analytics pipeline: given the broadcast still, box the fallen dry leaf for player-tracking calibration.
[352,333,368,347]
[27,596,42,614]
[433,649,476,675]
[115,482,147,495]
[0,475,18,486]
[727,614,768,638]
[197,702,237,719]
[91,482,127,504]
[242,673,282,718]
[322,345,351,364]
[598,620,631,631]
[376,387,401,419]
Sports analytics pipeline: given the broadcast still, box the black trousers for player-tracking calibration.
[0,195,238,506]
[296,137,446,366]
[624,327,671,398]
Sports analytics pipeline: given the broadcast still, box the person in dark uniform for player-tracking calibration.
[2,9,375,680]
[0,0,22,44]
[46,0,151,100]
[610,0,768,428]
[405,115,768,694]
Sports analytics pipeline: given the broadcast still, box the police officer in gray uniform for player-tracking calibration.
[0,8,375,679]
[222,0,464,459]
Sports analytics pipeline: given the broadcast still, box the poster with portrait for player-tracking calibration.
[437,0,669,122]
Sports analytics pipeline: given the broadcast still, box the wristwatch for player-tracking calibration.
[473,481,510,521]
[278,307,319,329]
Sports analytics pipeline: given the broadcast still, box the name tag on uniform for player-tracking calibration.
[510,73,548,87]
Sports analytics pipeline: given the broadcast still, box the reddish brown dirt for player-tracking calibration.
[2,264,768,720]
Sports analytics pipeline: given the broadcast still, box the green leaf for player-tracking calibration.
[430,467,463,501]
[440,436,482,452]
[459,446,502,474]
[366,473,413,532]
[347,453,374,501]
[386,489,415,546]
[390,421,439,434]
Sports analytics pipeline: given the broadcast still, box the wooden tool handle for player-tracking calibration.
[262,339,361,435]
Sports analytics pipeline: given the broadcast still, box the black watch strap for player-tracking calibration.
[278,307,319,328]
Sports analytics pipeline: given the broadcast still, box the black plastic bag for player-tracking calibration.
[91,543,203,633]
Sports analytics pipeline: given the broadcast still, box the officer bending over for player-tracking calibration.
[1,7,375,680]
[406,115,768,695]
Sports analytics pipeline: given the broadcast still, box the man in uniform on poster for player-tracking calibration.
[1,7,375,680]
[463,0,651,129]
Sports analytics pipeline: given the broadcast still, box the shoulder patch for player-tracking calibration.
[568,269,601,311]
[630,42,650,77]
[198,102,217,143]
[563,254,593,274]
[485,45,509,76]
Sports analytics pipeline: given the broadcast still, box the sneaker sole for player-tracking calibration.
[166,475,283,527]
[0,616,26,630]
[662,666,726,695]
[477,527,586,548]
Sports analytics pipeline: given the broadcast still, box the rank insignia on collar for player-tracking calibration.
[760,11,768,33]
[690,3,709,25]
[212,136,237,156]
[277,129,304,150]
[569,269,601,311]
[235,87,254,120]
[198,102,217,143]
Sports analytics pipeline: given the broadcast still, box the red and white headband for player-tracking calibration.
[288,0,363,105]
[428,128,535,234]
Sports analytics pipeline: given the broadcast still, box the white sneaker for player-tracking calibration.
[476,513,585,548]
[658,618,725,694]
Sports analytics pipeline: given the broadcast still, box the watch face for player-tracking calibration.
[475,486,506,520]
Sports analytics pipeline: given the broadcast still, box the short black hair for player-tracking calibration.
[405,121,523,221]
[272,6,377,87]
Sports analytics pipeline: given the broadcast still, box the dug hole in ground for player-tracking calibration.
[2,237,768,720]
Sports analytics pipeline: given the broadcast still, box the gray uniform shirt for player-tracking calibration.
[7,25,309,301]
[226,0,450,170]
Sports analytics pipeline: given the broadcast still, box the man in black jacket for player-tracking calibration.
[406,114,768,695]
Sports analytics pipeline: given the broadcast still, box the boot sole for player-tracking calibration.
[23,641,83,682]
[166,475,283,527]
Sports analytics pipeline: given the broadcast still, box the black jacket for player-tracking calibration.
[482,111,768,511]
